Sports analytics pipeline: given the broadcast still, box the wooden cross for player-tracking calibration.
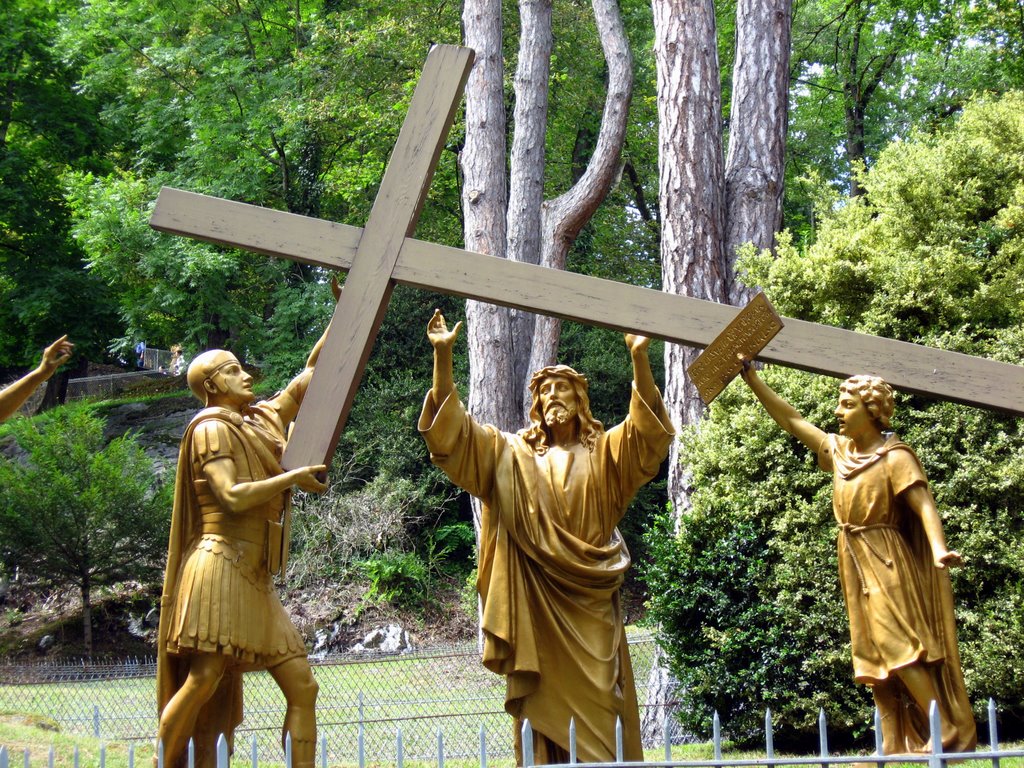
[150,44,1024,471]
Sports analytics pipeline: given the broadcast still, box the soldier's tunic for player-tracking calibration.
[157,400,306,762]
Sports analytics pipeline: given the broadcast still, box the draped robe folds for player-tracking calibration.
[157,400,306,767]
[419,384,674,763]
[817,433,976,753]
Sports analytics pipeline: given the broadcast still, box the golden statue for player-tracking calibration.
[420,311,674,764]
[739,361,977,754]
[156,320,333,768]
[0,336,74,422]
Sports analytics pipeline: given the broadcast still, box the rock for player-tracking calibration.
[37,634,55,653]
[349,625,412,655]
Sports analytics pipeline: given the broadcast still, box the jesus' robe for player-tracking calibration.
[419,383,673,763]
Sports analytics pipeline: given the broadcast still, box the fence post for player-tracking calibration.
[989,699,1000,768]
[928,701,943,768]
[522,719,534,768]
[436,728,445,768]
[49,745,55,768]
[765,708,774,761]
[663,713,672,763]
[396,728,404,768]
[217,734,229,768]
[818,708,829,768]
[99,743,105,768]
[1,745,7,768]
[93,705,101,738]
[321,734,328,768]
[128,744,134,768]
[873,707,884,761]
[713,711,722,762]
[74,745,80,768]
[250,735,258,768]
[479,725,487,768]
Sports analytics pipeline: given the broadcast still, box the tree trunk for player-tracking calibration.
[724,0,792,302]
[462,0,518,434]
[81,573,93,657]
[506,0,554,406]
[652,0,728,516]
[525,0,634,400]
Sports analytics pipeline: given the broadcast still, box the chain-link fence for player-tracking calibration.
[0,633,675,763]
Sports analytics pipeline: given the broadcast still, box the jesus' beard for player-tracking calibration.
[544,403,577,427]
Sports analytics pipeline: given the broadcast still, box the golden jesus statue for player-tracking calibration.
[419,310,674,763]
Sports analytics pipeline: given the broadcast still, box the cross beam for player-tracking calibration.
[151,185,1024,418]
[150,44,1024,472]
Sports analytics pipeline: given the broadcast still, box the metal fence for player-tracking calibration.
[1,693,1021,768]
[0,634,677,763]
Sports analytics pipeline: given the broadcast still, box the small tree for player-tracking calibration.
[0,406,170,655]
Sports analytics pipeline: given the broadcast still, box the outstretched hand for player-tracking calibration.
[934,549,962,569]
[427,310,462,351]
[40,335,74,377]
[624,333,651,354]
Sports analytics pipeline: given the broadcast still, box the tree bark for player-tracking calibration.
[525,0,634,404]
[653,0,728,514]
[506,0,554,403]
[724,0,792,303]
[462,0,519,434]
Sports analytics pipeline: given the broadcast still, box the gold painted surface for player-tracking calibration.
[420,313,674,764]
[738,366,978,756]
[687,292,783,405]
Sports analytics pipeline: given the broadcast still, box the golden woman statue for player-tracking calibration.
[740,361,976,754]
[0,336,74,422]
[157,321,332,768]
[420,311,674,764]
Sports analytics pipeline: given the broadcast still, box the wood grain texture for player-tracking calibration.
[278,44,474,469]
[152,186,1024,415]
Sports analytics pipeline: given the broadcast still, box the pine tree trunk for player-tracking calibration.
[506,0,553,407]
[525,0,634,400]
[462,0,519,434]
[653,0,728,515]
[724,0,792,303]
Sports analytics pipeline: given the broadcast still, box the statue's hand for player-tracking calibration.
[330,276,342,301]
[935,549,962,569]
[737,354,754,382]
[40,335,74,377]
[427,309,462,350]
[294,465,329,493]
[624,333,650,354]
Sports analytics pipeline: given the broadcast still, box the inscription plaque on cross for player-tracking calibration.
[150,43,1024,472]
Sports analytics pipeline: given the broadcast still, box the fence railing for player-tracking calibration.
[0,635,676,763]
[1,697,1020,768]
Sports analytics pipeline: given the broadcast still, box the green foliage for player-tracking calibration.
[646,92,1024,744]
[0,406,171,601]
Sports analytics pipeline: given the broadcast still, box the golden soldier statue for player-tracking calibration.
[157,317,333,768]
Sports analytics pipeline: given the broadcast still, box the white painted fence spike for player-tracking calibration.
[765,707,775,759]
[713,711,722,762]
[522,718,534,768]
[436,727,445,768]
[569,716,577,765]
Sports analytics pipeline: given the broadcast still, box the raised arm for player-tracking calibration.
[427,309,462,403]
[739,358,827,453]
[276,278,342,423]
[624,334,659,404]
[0,336,74,422]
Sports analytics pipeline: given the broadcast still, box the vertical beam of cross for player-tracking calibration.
[280,45,474,471]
